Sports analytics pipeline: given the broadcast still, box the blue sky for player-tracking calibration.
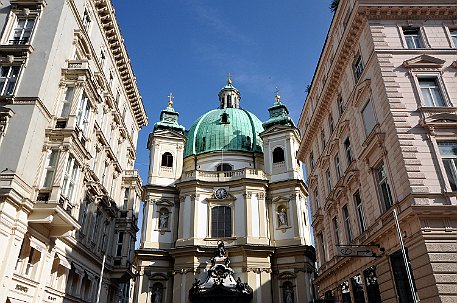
[111,0,334,182]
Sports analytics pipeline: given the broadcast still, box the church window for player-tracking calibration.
[216,163,232,171]
[221,112,229,123]
[211,206,231,238]
[277,205,288,227]
[282,281,295,303]
[161,152,173,167]
[152,282,164,303]
[273,147,285,163]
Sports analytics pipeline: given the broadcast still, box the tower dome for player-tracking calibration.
[184,79,264,157]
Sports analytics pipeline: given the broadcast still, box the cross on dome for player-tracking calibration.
[168,92,174,107]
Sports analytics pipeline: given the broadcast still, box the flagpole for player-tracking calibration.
[393,208,419,303]
[96,254,106,303]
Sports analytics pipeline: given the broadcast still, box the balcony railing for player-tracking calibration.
[181,168,268,183]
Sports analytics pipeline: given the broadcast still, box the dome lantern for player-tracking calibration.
[218,73,241,109]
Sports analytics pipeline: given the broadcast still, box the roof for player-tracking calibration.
[184,108,264,157]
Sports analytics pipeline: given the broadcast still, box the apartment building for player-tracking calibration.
[298,0,457,302]
[0,1,147,303]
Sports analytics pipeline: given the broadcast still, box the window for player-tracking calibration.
[333,217,340,245]
[9,18,35,45]
[353,53,364,82]
[220,112,229,123]
[418,77,446,107]
[282,281,295,303]
[326,169,332,193]
[403,27,423,49]
[364,266,382,303]
[351,274,366,303]
[62,155,79,201]
[116,232,124,257]
[317,232,326,264]
[123,188,130,210]
[361,99,376,136]
[211,206,231,238]
[321,131,326,150]
[60,87,74,117]
[342,205,352,243]
[354,191,366,233]
[161,152,173,167]
[79,197,89,232]
[0,65,20,96]
[309,153,314,171]
[41,149,58,187]
[76,93,90,134]
[450,28,457,47]
[273,147,285,163]
[216,163,232,171]
[335,155,341,180]
[101,221,109,252]
[390,250,417,303]
[344,137,353,165]
[91,212,101,243]
[338,95,344,115]
[328,115,334,134]
[314,189,320,208]
[82,9,91,31]
[376,163,393,211]
[227,95,232,108]
[438,142,457,191]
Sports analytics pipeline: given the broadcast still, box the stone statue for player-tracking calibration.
[159,211,169,229]
[216,240,226,257]
[278,208,288,226]
[284,284,294,303]
[152,286,163,303]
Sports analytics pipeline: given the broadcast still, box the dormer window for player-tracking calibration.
[221,112,229,124]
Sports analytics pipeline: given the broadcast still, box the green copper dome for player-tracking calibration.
[184,108,264,157]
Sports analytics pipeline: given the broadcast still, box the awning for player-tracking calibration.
[56,253,72,269]
[7,297,28,303]
[29,237,46,252]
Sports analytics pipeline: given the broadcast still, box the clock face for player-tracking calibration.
[215,188,228,199]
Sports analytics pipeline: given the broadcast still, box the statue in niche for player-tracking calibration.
[159,209,169,229]
[283,282,294,303]
[277,207,288,226]
[152,283,163,303]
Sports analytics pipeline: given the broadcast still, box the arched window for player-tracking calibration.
[227,95,232,108]
[282,281,295,303]
[211,206,232,238]
[273,147,285,163]
[158,208,169,229]
[161,152,173,167]
[151,282,163,303]
[216,163,233,171]
[277,205,288,227]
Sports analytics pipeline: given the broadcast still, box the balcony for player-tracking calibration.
[180,168,268,183]
[111,257,134,283]
[28,194,81,237]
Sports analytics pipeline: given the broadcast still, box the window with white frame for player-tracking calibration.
[403,27,423,49]
[361,99,376,136]
[82,9,91,32]
[342,205,352,243]
[76,93,90,134]
[354,191,366,233]
[9,18,35,45]
[376,162,393,211]
[335,154,341,180]
[211,206,232,238]
[438,142,457,191]
[344,137,353,165]
[353,53,364,82]
[333,217,340,245]
[450,28,457,48]
[326,169,332,193]
[60,86,74,117]
[0,65,20,96]
[418,77,446,107]
[41,149,59,187]
[62,155,79,201]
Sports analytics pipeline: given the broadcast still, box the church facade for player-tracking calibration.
[135,80,315,303]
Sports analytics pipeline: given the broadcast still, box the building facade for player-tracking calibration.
[135,81,315,303]
[297,0,457,302]
[0,1,147,303]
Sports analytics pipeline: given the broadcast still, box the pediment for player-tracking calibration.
[155,199,175,207]
[278,271,297,280]
[352,79,371,107]
[420,112,457,128]
[260,124,299,138]
[403,55,445,69]
[271,196,290,205]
